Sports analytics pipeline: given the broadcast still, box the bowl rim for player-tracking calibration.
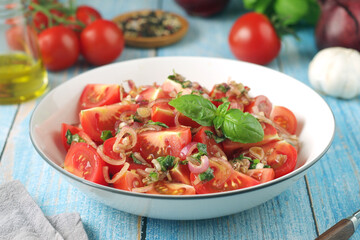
[29,56,336,200]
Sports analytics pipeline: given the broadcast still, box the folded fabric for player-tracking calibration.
[0,180,88,240]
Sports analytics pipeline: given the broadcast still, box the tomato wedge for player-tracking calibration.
[262,141,297,178]
[136,87,169,103]
[191,158,259,194]
[79,84,121,110]
[244,95,272,118]
[223,122,279,156]
[64,142,107,185]
[192,126,224,157]
[270,106,297,135]
[246,168,275,183]
[136,126,192,161]
[170,162,191,185]
[113,170,144,191]
[146,181,196,195]
[61,123,81,151]
[80,103,139,142]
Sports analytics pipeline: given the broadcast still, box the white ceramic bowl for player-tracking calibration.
[30,57,335,220]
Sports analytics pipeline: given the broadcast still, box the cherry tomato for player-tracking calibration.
[76,5,102,26]
[228,12,281,65]
[223,122,279,156]
[246,168,275,183]
[244,95,272,118]
[270,106,297,135]
[262,140,297,178]
[38,26,80,71]
[136,126,192,160]
[61,123,81,151]
[191,158,259,194]
[80,103,139,142]
[146,181,196,195]
[170,162,191,185]
[6,25,38,53]
[79,84,121,110]
[64,142,107,185]
[113,170,144,191]
[80,19,124,66]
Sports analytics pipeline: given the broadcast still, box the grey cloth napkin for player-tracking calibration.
[0,180,88,240]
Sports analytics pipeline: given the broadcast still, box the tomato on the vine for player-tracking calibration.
[228,12,281,65]
[38,25,80,71]
[76,5,102,26]
[80,19,124,66]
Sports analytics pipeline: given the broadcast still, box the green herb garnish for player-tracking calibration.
[191,143,207,161]
[65,130,85,145]
[100,130,113,141]
[156,155,176,171]
[216,84,230,93]
[149,172,159,181]
[205,130,226,143]
[199,168,214,182]
[131,154,143,164]
[169,94,264,143]
[147,120,169,128]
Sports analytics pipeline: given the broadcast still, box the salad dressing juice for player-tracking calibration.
[0,53,48,104]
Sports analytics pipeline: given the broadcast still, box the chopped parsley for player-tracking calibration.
[205,130,226,143]
[168,72,193,89]
[65,130,85,145]
[100,130,113,141]
[216,84,230,93]
[199,168,214,181]
[147,120,169,128]
[156,155,176,171]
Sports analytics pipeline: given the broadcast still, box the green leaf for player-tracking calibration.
[100,130,113,141]
[169,94,217,126]
[131,154,143,164]
[205,130,226,143]
[302,0,320,25]
[191,143,208,161]
[213,116,225,130]
[221,109,264,143]
[199,168,214,181]
[65,130,85,145]
[147,120,169,128]
[274,0,308,25]
[149,172,159,181]
[156,155,176,171]
[216,101,230,117]
[243,0,272,13]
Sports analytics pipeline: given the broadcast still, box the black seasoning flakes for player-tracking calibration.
[118,11,182,38]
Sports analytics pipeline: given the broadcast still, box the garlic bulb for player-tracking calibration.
[308,47,360,99]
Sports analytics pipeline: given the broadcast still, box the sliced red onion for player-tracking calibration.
[179,142,198,160]
[188,155,210,174]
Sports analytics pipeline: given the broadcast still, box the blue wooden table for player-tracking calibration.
[1,0,359,239]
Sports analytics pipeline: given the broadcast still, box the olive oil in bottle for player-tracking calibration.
[0,53,48,104]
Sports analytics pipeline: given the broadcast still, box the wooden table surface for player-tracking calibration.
[1,1,360,239]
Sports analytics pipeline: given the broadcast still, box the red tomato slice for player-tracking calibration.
[244,95,272,118]
[170,162,191,185]
[151,102,200,128]
[136,126,192,161]
[61,123,81,151]
[262,141,297,178]
[146,181,196,195]
[103,137,147,175]
[80,103,139,142]
[223,122,279,156]
[246,168,275,183]
[79,84,121,110]
[64,142,107,185]
[270,106,297,135]
[191,158,259,194]
[192,126,224,157]
[113,170,144,191]
[136,87,169,103]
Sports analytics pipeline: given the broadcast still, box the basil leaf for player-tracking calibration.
[100,130,113,141]
[216,101,230,117]
[66,130,85,145]
[213,116,225,130]
[199,168,214,182]
[147,120,169,128]
[156,155,176,171]
[169,94,217,126]
[149,172,159,181]
[191,143,207,160]
[221,109,264,143]
[205,130,226,143]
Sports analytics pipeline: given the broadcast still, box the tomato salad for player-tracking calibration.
[62,72,299,195]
